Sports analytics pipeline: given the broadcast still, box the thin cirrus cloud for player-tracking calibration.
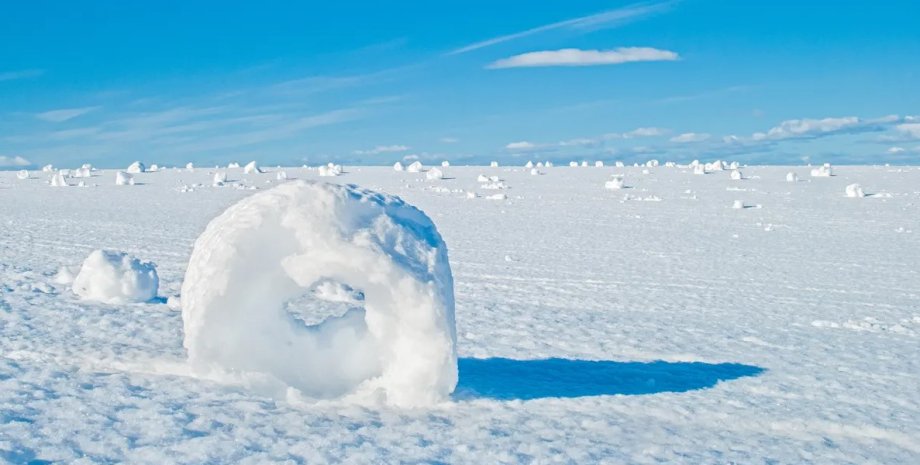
[0,69,44,82]
[750,115,900,141]
[0,155,31,167]
[353,144,411,155]
[36,106,101,123]
[488,47,679,69]
[670,132,711,143]
[448,1,675,55]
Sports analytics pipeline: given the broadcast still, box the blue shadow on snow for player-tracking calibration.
[455,357,763,400]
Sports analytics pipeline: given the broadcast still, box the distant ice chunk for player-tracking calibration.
[426,167,444,180]
[786,172,799,182]
[127,161,145,173]
[730,169,743,180]
[845,183,865,198]
[72,250,159,304]
[228,162,241,169]
[276,171,288,181]
[50,172,69,187]
[441,161,450,167]
[318,163,342,177]
[605,175,626,190]
[16,170,29,180]
[115,171,135,186]
[525,161,534,168]
[393,161,404,171]
[490,161,499,168]
[811,163,833,177]
[407,161,424,173]
[213,172,227,186]
[244,161,262,174]
[186,162,195,172]
[42,164,54,172]
[732,200,745,209]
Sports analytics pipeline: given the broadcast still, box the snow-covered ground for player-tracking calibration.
[1,165,919,464]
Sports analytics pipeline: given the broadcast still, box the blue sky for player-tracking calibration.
[1,0,919,168]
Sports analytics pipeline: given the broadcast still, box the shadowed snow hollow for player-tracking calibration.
[72,250,159,304]
[180,180,457,406]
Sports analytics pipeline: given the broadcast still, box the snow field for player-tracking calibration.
[0,164,918,463]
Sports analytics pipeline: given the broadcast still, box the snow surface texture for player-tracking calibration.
[1,165,919,463]
[181,180,457,407]
[71,249,159,304]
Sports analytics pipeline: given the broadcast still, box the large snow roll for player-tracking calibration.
[181,180,457,406]
[73,250,159,304]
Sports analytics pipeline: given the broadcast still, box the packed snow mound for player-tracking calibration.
[244,161,262,174]
[605,176,626,190]
[845,183,865,198]
[127,161,145,173]
[406,161,423,173]
[811,163,833,177]
[16,170,29,180]
[115,171,135,186]
[180,180,457,406]
[426,167,444,180]
[50,172,68,187]
[318,163,342,177]
[72,250,159,304]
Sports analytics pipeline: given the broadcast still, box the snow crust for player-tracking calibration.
[181,180,457,406]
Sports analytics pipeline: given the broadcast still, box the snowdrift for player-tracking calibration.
[180,180,457,406]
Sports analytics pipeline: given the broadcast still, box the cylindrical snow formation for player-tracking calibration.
[180,180,457,406]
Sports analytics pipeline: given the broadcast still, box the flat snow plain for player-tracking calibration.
[1,165,918,464]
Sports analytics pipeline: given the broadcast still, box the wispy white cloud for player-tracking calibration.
[439,137,459,144]
[353,144,411,155]
[488,47,678,69]
[505,141,539,150]
[670,132,710,143]
[36,106,101,123]
[0,69,44,82]
[504,126,669,152]
[605,127,669,139]
[0,155,31,167]
[895,122,920,139]
[449,1,674,55]
[751,116,898,141]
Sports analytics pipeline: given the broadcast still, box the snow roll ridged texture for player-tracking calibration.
[72,250,159,304]
[181,180,457,406]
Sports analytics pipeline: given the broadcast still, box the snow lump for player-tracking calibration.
[72,250,159,304]
[180,180,457,407]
